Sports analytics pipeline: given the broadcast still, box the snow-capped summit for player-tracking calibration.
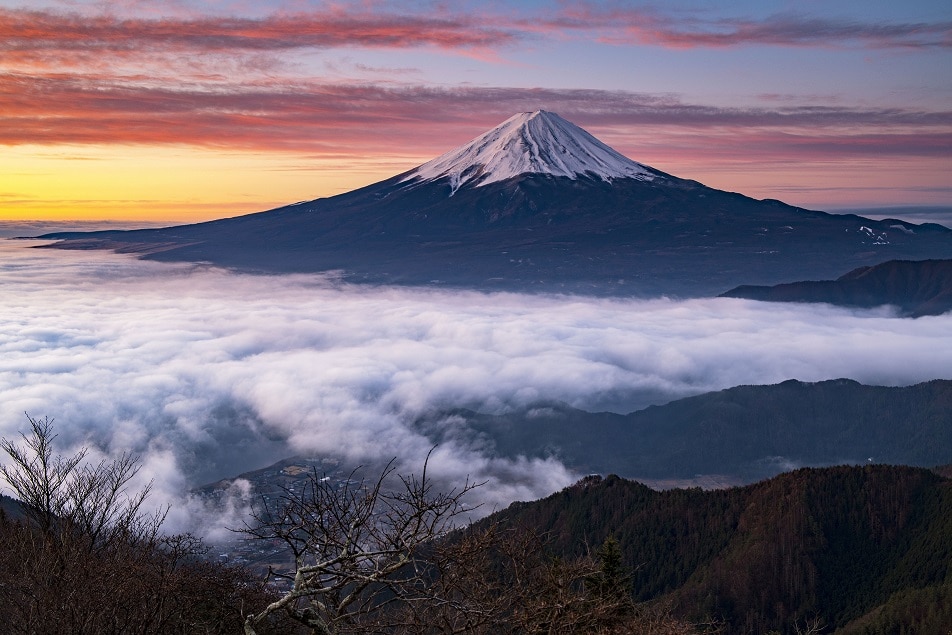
[401,110,657,193]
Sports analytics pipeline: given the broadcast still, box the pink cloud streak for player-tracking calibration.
[1,75,948,165]
[0,7,517,54]
[3,4,949,62]
[547,5,952,50]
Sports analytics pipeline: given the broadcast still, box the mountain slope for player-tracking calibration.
[41,111,952,296]
[721,258,952,316]
[479,465,952,634]
[423,378,952,482]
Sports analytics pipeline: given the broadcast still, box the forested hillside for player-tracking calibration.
[480,465,952,634]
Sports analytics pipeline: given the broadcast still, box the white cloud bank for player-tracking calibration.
[1,240,950,535]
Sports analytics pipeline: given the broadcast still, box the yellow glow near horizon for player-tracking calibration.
[1,145,421,223]
[3,143,948,225]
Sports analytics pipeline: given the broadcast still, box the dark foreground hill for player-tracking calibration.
[38,112,952,297]
[721,259,952,316]
[480,465,952,634]
[423,378,952,483]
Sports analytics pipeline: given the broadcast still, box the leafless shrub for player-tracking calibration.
[0,413,281,634]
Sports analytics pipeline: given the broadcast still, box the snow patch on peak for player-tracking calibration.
[401,111,657,193]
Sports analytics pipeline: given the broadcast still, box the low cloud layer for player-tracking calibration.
[1,241,950,536]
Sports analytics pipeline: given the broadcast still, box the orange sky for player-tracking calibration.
[7,139,950,224]
[3,145,419,222]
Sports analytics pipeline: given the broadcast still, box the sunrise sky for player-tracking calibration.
[2,0,950,223]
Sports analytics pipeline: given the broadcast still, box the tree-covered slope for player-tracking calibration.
[480,465,952,634]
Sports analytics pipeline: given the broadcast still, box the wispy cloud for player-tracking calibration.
[4,4,948,65]
[1,76,948,162]
[0,7,518,56]
[547,5,952,50]
[3,4,949,161]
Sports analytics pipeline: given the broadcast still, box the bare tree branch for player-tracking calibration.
[241,452,482,634]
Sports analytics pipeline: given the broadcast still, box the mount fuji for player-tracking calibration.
[41,111,952,296]
[401,110,658,192]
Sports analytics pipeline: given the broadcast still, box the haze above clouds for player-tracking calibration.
[1,240,950,536]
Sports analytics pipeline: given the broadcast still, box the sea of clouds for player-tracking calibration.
[1,239,950,538]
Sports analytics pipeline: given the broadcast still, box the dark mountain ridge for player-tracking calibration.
[721,258,952,316]
[421,378,952,483]
[39,112,952,297]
